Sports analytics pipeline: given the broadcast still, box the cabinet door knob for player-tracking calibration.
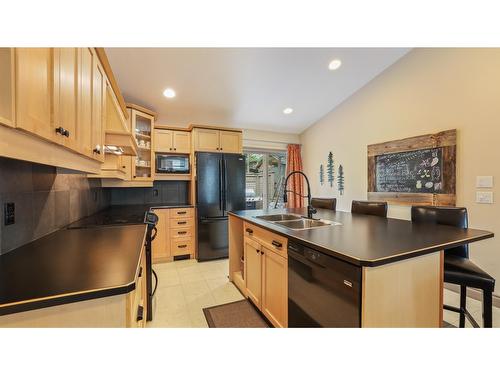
[137,305,144,322]
[255,249,259,254]
[169,148,172,150]
[245,228,253,234]
[63,129,70,137]
[174,148,177,151]
[55,126,65,135]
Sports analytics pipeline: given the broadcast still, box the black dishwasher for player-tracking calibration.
[288,241,362,327]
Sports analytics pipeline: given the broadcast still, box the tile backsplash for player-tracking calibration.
[0,157,110,254]
[109,181,189,206]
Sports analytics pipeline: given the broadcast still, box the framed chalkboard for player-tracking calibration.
[367,130,456,206]
[375,147,443,193]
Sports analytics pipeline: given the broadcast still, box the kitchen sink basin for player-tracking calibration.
[255,214,303,222]
[274,218,342,230]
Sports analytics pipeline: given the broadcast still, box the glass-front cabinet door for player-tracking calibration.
[132,110,154,180]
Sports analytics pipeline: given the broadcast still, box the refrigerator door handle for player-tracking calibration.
[223,158,227,213]
[219,158,223,211]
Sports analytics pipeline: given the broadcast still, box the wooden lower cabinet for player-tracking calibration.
[152,207,195,263]
[261,244,288,328]
[244,237,262,307]
[244,231,288,328]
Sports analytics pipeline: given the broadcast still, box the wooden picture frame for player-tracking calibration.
[367,129,456,206]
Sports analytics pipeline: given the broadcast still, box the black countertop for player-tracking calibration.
[0,225,147,316]
[229,208,494,267]
[67,204,194,229]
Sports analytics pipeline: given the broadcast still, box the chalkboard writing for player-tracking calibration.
[375,148,443,193]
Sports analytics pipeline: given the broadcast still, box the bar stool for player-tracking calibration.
[311,198,337,211]
[411,206,495,328]
[351,200,387,218]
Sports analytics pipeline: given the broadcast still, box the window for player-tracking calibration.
[245,151,287,209]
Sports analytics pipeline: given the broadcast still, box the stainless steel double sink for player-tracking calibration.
[254,213,341,231]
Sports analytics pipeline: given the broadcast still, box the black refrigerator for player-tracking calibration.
[196,152,246,261]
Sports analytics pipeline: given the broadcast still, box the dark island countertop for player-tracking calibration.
[67,204,194,229]
[0,225,147,316]
[229,208,494,267]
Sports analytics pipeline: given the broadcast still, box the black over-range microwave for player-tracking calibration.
[156,154,190,174]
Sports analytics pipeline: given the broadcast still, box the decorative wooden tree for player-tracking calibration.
[327,152,334,188]
[338,164,344,195]
[319,164,324,186]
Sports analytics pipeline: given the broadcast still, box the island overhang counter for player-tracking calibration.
[228,208,494,328]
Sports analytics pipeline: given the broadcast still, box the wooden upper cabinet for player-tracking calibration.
[15,48,56,142]
[261,246,288,328]
[155,129,190,153]
[193,128,220,152]
[91,52,105,162]
[0,48,15,127]
[172,131,190,153]
[53,48,79,150]
[154,129,173,152]
[77,48,93,157]
[244,237,263,308]
[193,128,242,153]
[219,130,242,153]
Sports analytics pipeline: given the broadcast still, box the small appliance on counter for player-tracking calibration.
[196,152,246,261]
[156,153,190,174]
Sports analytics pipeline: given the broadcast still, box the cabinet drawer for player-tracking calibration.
[171,238,194,256]
[170,227,194,239]
[170,217,195,228]
[170,207,194,219]
[244,222,288,257]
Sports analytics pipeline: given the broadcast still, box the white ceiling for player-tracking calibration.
[106,48,410,134]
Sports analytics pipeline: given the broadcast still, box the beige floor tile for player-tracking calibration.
[155,267,181,289]
[154,285,187,313]
[175,259,199,269]
[189,308,209,328]
[147,307,192,328]
[178,265,206,283]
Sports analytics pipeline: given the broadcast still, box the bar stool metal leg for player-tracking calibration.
[459,285,467,328]
[483,290,493,328]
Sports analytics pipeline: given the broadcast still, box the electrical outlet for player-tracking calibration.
[476,191,494,204]
[4,202,15,225]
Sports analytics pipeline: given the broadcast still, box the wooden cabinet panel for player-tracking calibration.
[262,246,288,328]
[244,237,262,308]
[152,209,170,262]
[91,52,105,161]
[194,128,220,152]
[54,48,79,150]
[171,238,194,256]
[121,155,133,180]
[170,227,194,239]
[169,217,195,228]
[15,48,55,142]
[219,131,242,153]
[173,131,190,153]
[0,48,15,127]
[244,222,288,257]
[77,48,93,157]
[170,207,194,219]
[154,129,173,152]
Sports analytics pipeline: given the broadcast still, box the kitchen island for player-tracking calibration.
[228,208,494,328]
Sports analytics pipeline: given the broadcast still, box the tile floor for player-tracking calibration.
[147,258,244,328]
[148,258,500,328]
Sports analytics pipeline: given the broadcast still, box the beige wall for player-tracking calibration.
[300,48,500,285]
[243,129,300,151]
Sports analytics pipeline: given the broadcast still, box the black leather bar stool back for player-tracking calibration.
[311,198,337,211]
[411,206,495,328]
[351,200,387,218]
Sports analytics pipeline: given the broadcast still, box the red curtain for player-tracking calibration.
[285,144,304,208]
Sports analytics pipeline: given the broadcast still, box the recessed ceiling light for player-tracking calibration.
[328,59,342,70]
[163,88,176,98]
[283,107,293,115]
